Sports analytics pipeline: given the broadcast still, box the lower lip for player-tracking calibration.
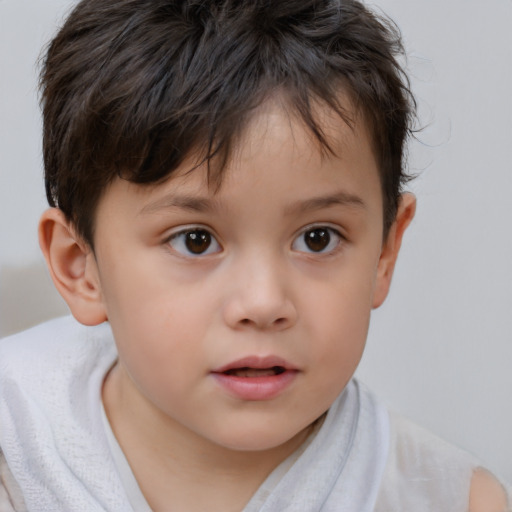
[211,371,298,401]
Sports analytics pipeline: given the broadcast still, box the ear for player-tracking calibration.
[372,193,416,308]
[38,208,108,326]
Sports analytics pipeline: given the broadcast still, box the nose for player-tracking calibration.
[222,255,297,331]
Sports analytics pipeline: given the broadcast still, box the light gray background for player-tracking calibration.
[1,0,511,481]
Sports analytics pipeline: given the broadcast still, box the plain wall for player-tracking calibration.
[1,0,511,481]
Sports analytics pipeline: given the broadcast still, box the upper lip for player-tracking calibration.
[212,355,298,374]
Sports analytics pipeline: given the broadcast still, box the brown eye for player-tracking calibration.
[304,228,330,252]
[169,228,221,256]
[185,230,211,254]
[292,226,342,254]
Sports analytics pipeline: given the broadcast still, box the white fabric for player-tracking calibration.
[0,316,509,511]
[0,317,131,511]
[376,414,477,511]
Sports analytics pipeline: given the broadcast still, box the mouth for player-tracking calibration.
[221,366,287,378]
[212,355,296,376]
[211,356,298,400]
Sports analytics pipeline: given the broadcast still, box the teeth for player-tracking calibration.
[225,366,285,377]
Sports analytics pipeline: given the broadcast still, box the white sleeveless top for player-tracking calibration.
[0,317,509,511]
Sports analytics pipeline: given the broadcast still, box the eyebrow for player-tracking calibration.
[284,191,366,216]
[140,195,219,215]
[140,190,366,216]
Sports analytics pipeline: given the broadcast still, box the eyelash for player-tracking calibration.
[165,224,345,258]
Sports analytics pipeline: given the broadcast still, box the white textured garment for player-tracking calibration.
[0,316,509,511]
[0,317,128,511]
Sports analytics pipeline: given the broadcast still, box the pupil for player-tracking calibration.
[305,228,330,252]
[185,230,211,254]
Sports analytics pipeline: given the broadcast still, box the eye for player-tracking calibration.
[292,226,343,254]
[168,228,221,257]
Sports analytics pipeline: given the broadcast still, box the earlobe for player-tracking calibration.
[38,208,108,326]
[372,193,416,308]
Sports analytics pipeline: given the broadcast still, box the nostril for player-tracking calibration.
[237,317,287,328]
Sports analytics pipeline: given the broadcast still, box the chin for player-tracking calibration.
[211,423,311,453]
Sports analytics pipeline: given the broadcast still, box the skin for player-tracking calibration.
[469,469,509,512]
[40,99,507,511]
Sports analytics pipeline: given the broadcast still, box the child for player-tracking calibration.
[0,0,509,510]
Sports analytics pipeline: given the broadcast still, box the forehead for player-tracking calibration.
[182,96,377,190]
[97,98,382,224]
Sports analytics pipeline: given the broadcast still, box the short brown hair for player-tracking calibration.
[40,0,415,246]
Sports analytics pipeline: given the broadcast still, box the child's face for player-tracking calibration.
[92,101,394,452]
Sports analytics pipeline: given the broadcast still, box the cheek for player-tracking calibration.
[301,265,376,377]
[99,247,183,325]
[309,299,369,372]
[109,302,204,414]
[99,263,205,385]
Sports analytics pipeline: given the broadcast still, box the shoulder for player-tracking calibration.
[469,468,509,512]
[388,412,478,474]
[0,316,77,359]
[0,316,117,424]
[1,315,93,354]
[0,319,120,511]
[0,315,116,374]
[375,411,511,511]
